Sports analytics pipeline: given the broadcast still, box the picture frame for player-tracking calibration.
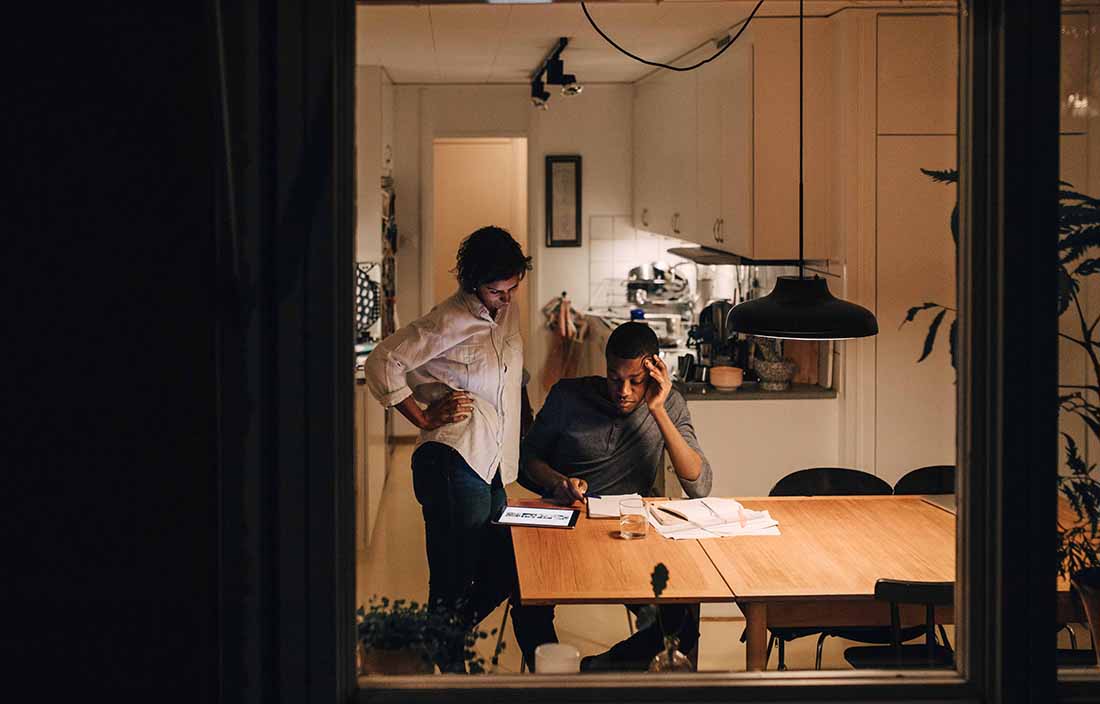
[545,155,582,247]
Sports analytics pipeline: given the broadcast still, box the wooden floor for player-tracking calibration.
[357,445,1088,673]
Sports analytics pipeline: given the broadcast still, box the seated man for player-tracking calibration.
[512,322,713,671]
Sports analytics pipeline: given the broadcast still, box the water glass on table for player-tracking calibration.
[619,498,647,539]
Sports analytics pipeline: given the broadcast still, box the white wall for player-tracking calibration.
[355,66,393,262]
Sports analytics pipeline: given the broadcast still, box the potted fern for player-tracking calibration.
[905,168,1100,664]
[356,596,501,675]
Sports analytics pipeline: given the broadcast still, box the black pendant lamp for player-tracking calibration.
[726,0,878,341]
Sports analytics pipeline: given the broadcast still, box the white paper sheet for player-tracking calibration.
[647,499,781,539]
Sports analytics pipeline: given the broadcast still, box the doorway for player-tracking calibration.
[431,138,529,345]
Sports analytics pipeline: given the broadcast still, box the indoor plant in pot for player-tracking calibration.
[356,596,500,675]
[907,168,1100,664]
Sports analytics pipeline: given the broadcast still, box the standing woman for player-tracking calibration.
[364,226,530,668]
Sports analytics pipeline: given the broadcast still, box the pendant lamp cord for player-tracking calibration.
[798,0,805,280]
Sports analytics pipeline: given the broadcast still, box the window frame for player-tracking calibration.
[215,0,1085,701]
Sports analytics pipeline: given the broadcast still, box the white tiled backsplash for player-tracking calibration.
[588,215,697,309]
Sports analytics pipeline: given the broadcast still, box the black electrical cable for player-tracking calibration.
[580,0,765,72]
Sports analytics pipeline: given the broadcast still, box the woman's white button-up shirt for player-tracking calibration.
[364,290,523,485]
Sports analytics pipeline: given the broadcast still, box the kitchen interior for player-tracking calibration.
[352,0,1096,673]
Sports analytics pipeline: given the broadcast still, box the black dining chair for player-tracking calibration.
[893,465,955,495]
[769,467,893,498]
[843,579,955,669]
[744,467,894,670]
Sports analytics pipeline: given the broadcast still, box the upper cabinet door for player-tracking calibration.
[751,18,831,261]
[718,41,754,258]
[653,70,698,241]
[633,79,663,233]
[877,14,958,135]
[751,19,800,260]
[696,58,725,249]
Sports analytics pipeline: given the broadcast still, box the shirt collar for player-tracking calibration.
[460,290,495,323]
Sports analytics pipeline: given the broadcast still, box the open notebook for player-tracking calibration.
[647,498,780,539]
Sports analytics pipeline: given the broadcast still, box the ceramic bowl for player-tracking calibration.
[709,365,743,391]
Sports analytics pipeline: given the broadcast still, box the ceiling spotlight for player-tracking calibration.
[530,79,551,109]
[561,81,584,97]
[545,57,579,92]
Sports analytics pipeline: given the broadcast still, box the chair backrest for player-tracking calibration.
[893,465,956,495]
[874,579,954,607]
[769,467,892,497]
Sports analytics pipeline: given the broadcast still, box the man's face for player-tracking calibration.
[606,354,651,415]
[475,275,521,317]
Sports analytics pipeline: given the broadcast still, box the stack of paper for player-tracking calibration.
[586,493,644,518]
[646,498,780,539]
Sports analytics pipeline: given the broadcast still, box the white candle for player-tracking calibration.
[534,643,581,674]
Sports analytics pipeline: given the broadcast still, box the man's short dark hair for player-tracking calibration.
[606,322,659,360]
[453,226,532,293]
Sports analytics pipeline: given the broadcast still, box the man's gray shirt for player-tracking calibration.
[520,376,712,498]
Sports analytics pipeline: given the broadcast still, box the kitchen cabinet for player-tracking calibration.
[749,18,830,260]
[633,68,697,240]
[632,18,829,260]
[355,378,387,552]
[696,41,753,254]
[876,14,957,136]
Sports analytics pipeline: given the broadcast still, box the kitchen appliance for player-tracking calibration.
[691,299,758,383]
[626,261,690,308]
[696,300,734,365]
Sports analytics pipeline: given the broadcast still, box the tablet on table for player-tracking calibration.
[493,505,579,529]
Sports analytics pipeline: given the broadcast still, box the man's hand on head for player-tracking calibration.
[644,355,672,413]
[550,476,588,506]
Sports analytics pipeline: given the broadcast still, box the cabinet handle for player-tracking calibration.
[719,218,725,242]
[673,212,680,235]
[642,208,649,227]
[712,219,719,241]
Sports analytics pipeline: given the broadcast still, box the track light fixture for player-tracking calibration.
[529,37,583,109]
[530,78,550,109]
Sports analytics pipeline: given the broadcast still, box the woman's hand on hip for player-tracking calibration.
[421,391,474,430]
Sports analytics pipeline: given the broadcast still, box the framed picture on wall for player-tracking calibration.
[545,155,582,247]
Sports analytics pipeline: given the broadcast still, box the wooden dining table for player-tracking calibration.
[508,495,1086,672]
[702,496,955,671]
[509,499,734,605]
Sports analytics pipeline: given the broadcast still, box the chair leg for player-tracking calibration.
[492,597,511,671]
[777,636,787,671]
[815,632,828,670]
[938,624,952,652]
[765,634,776,670]
[1065,623,1078,650]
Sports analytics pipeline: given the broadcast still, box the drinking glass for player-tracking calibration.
[619,498,647,539]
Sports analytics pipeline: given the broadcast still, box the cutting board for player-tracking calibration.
[783,340,821,385]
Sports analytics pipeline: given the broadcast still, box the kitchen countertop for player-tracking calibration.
[674,380,837,400]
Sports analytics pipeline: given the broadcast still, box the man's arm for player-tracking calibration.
[519,384,587,504]
[644,356,703,482]
[523,452,587,505]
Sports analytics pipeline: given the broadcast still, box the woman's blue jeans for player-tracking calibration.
[411,442,510,667]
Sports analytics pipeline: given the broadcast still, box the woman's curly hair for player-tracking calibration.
[453,226,532,293]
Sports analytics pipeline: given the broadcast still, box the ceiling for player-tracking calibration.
[355,1,903,84]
